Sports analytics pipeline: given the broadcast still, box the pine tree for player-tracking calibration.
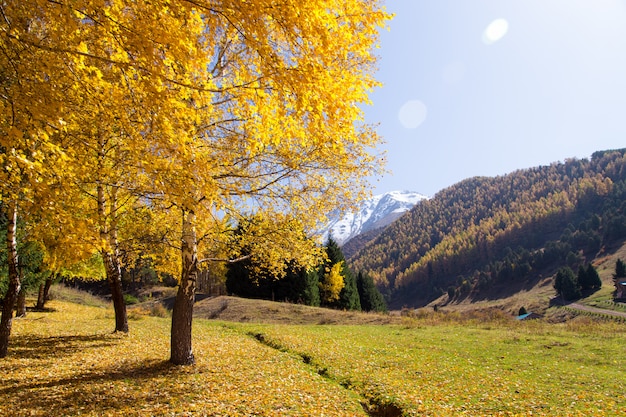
[226,257,320,305]
[300,268,320,307]
[614,258,626,279]
[554,267,581,301]
[356,271,387,312]
[579,264,602,290]
[577,265,589,290]
[338,270,361,311]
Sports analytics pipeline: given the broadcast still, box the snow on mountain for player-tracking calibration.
[318,191,429,246]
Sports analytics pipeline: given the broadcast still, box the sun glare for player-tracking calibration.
[482,18,509,45]
[398,100,427,129]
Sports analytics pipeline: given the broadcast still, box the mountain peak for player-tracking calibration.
[318,190,428,245]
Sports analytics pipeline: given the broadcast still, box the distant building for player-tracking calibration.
[515,312,542,320]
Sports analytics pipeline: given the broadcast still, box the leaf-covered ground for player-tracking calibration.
[2,298,625,416]
[1,301,365,416]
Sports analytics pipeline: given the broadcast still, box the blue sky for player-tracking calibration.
[365,0,626,196]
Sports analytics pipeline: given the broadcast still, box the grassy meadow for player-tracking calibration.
[2,289,625,416]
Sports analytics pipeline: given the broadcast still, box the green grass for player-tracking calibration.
[236,319,625,416]
[2,297,625,416]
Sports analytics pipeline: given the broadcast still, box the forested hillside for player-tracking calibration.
[350,149,626,308]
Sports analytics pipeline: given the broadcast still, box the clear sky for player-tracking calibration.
[365,0,626,197]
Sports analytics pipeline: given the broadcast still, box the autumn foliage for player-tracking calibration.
[0,0,391,360]
[351,149,626,307]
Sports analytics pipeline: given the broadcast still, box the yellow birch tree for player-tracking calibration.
[320,262,346,304]
[0,0,81,356]
[1,0,390,364]
[136,1,391,365]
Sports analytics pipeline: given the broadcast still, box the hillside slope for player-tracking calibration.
[350,149,626,308]
[192,295,400,325]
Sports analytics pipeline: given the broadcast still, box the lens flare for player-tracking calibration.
[482,18,509,45]
[398,100,427,129]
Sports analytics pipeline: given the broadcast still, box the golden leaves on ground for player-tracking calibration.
[5,300,625,416]
[2,301,365,416]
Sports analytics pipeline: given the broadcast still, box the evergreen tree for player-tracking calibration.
[614,258,626,279]
[227,258,321,305]
[579,264,602,290]
[577,265,588,290]
[300,268,320,307]
[356,271,387,312]
[338,270,361,311]
[554,267,581,301]
[279,264,320,305]
[225,257,271,300]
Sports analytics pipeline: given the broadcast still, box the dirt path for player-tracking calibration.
[566,302,626,319]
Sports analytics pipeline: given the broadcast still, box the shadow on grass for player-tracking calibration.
[0,355,187,416]
[9,334,119,360]
[0,358,175,395]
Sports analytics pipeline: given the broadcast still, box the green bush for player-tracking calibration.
[123,294,139,305]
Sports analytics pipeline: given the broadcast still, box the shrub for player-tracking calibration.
[123,294,139,305]
[149,302,169,318]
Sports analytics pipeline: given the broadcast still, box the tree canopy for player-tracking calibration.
[0,0,391,361]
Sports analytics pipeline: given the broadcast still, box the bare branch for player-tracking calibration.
[198,254,251,265]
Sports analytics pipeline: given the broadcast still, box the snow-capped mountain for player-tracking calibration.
[319,191,429,246]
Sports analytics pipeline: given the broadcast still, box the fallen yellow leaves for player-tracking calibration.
[4,300,625,416]
[1,301,365,416]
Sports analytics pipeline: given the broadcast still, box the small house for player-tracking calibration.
[515,312,542,321]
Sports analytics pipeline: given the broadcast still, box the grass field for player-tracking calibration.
[1,289,625,416]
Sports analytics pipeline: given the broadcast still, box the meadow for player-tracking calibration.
[1,289,624,416]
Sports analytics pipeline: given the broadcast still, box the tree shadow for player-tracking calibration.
[9,333,119,360]
[0,358,174,395]
[0,356,185,415]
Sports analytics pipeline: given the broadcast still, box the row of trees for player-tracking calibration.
[553,264,602,301]
[0,1,390,363]
[226,238,386,312]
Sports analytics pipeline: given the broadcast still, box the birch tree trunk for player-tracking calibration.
[103,251,128,332]
[43,276,52,303]
[0,201,21,357]
[16,288,26,317]
[37,282,46,310]
[170,208,198,365]
[98,183,128,333]
[36,275,54,310]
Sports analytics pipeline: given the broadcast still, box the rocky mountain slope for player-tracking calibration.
[318,191,428,246]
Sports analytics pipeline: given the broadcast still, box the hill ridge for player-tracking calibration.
[350,149,626,308]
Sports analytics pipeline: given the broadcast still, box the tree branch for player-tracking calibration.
[198,254,251,265]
